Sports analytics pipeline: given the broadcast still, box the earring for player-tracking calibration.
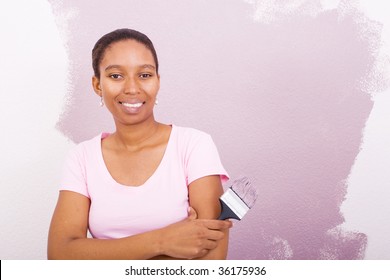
[155,99,159,105]
[100,97,104,107]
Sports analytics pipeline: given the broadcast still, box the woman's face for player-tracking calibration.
[93,39,160,126]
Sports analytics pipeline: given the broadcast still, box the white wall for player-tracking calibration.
[0,0,73,259]
[340,0,390,259]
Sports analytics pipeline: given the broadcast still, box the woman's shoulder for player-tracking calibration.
[171,125,215,151]
[66,133,105,158]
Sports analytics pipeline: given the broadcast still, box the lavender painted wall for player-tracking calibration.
[49,0,385,259]
[1,0,388,259]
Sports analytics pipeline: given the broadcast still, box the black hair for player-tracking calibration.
[92,28,159,78]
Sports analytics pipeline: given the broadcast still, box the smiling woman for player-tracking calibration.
[47,28,232,260]
[93,39,160,126]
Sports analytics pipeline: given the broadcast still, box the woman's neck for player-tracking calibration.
[112,119,161,151]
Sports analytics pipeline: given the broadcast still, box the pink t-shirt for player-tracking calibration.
[60,125,229,239]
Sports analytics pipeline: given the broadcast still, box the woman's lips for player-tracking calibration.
[118,101,146,113]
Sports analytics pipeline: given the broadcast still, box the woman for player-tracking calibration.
[48,28,232,259]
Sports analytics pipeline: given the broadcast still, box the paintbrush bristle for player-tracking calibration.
[218,177,258,220]
[230,177,258,208]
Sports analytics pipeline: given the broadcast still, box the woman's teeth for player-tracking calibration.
[121,102,143,108]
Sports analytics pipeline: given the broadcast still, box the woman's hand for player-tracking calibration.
[157,207,232,259]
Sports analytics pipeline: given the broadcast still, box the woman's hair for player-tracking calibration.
[92,28,159,78]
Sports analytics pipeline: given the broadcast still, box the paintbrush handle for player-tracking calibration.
[218,199,241,220]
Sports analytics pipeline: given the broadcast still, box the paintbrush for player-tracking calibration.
[218,177,258,220]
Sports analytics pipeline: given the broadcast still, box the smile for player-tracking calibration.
[119,101,145,108]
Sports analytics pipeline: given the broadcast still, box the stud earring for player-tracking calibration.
[155,99,159,105]
[100,97,104,107]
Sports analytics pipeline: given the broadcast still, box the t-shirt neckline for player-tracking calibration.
[97,124,175,189]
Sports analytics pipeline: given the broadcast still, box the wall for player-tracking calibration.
[0,0,389,259]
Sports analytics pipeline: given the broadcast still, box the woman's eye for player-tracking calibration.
[109,74,122,79]
[140,73,152,79]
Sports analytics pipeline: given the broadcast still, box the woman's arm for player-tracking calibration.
[48,190,231,260]
[151,175,229,260]
[188,175,229,259]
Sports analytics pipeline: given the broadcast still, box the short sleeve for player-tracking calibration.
[185,132,229,185]
[59,145,90,198]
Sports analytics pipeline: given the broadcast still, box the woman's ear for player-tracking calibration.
[156,74,160,91]
[92,76,102,96]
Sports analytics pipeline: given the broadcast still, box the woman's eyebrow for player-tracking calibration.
[104,64,122,72]
[140,64,156,70]
[104,64,156,71]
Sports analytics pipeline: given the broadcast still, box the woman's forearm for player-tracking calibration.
[48,229,164,260]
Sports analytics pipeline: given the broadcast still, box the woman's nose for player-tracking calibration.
[124,77,140,94]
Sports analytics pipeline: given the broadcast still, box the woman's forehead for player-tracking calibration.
[101,40,155,67]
